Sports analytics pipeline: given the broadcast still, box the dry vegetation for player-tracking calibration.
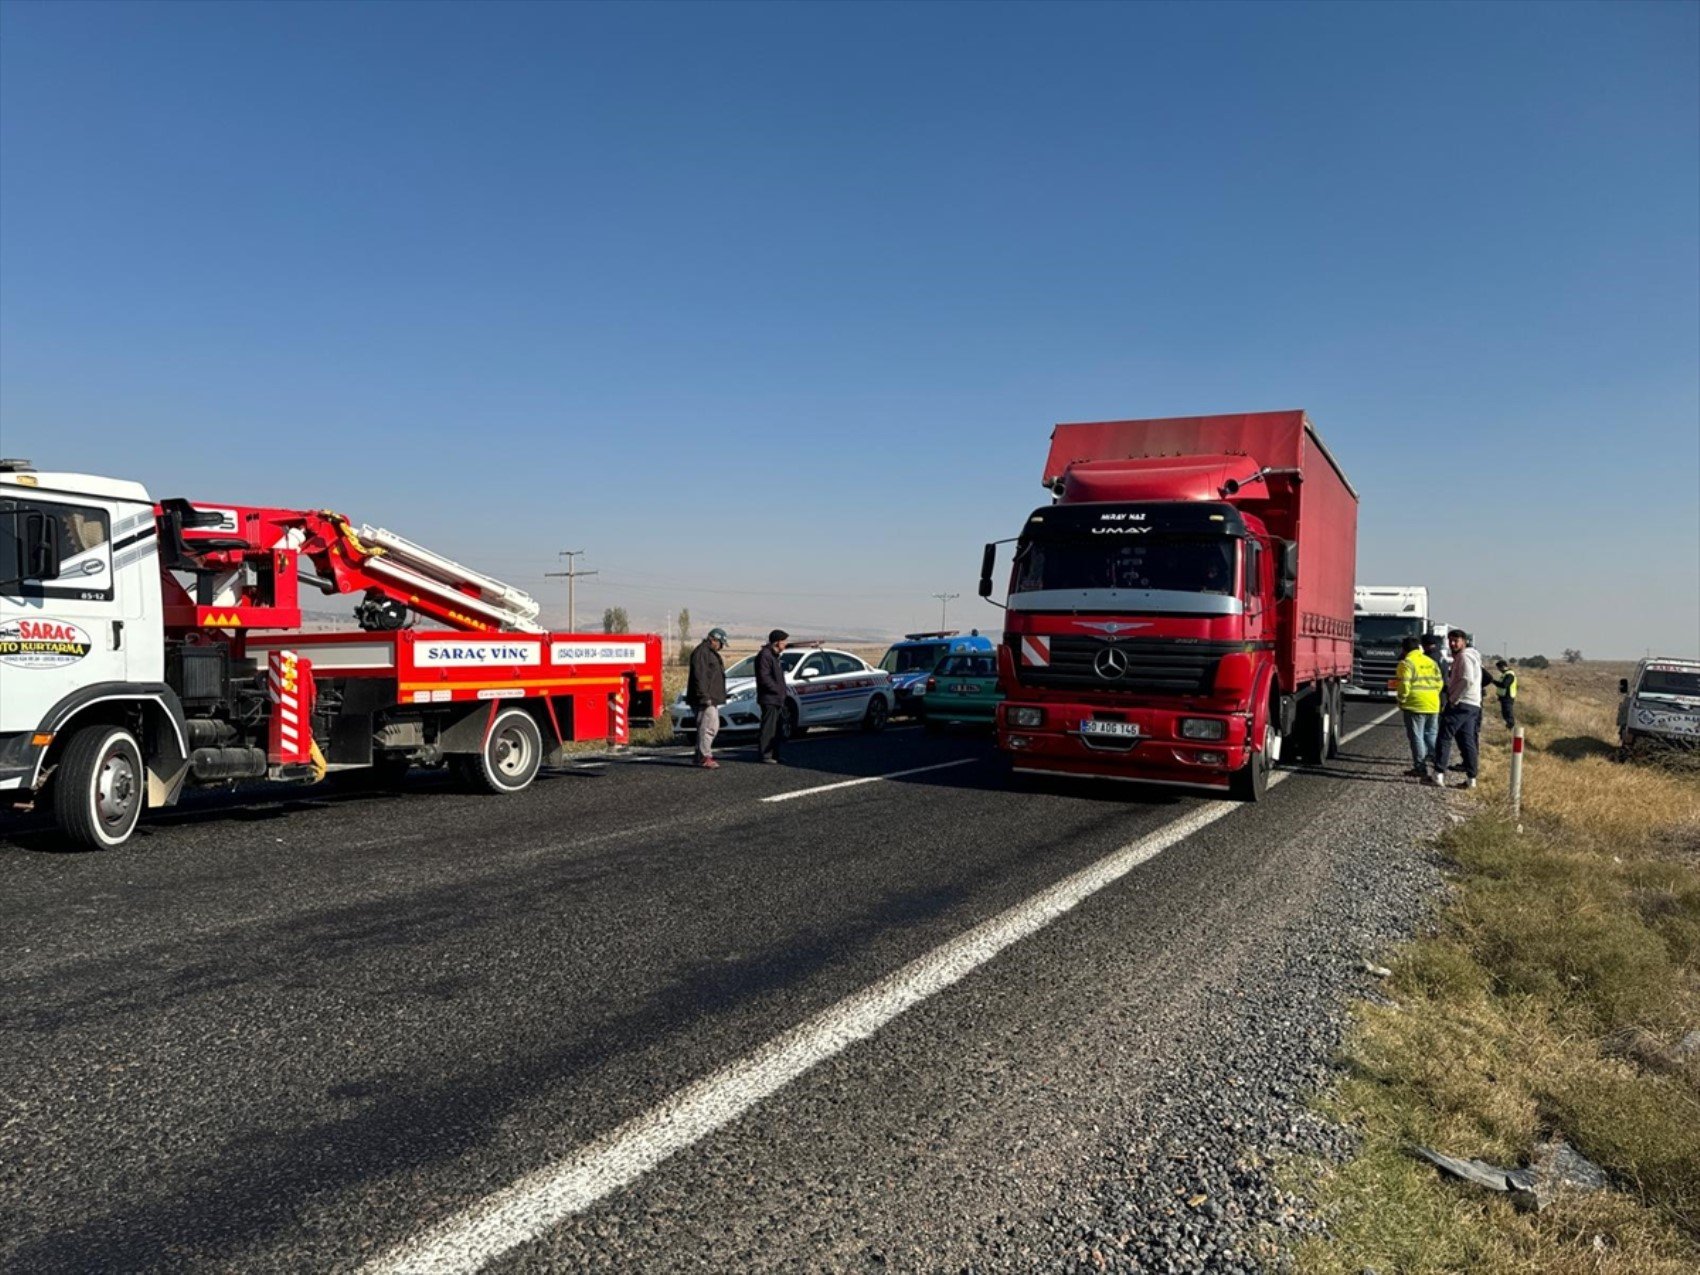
[1294,662,1700,1274]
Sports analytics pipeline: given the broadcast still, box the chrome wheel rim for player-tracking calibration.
[96,748,138,830]
[492,725,534,781]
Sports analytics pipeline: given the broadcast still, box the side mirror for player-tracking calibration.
[1276,540,1298,601]
[799,667,819,680]
[978,543,997,599]
[1619,679,1629,695]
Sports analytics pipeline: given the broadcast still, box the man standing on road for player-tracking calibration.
[1422,632,1451,708]
[687,627,730,769]
[1487,658,1518,731]
[1393,635,1443,777]
[1431,628,1483,789]
[755,629,790,764]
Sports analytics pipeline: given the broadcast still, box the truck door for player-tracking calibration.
[0,494,128,733]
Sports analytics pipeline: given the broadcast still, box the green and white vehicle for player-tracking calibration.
[917,652,1002,732]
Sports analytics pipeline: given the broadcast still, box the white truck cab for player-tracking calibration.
[2,465,192,845]
[1348,584,1431,698]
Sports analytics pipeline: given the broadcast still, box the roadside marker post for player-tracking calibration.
[1508,726,1525,831]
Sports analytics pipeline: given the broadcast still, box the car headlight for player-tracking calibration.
[1008,706,1045,727]
[1180,717,1226,741]
[731,686,756,701]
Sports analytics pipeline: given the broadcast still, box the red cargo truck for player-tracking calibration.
[978,411,1357,800]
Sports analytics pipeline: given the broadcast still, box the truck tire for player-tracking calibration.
[1230,721,1272,802]
[1297,682,1339,765]
[466,708,543,794]
[1326,682,1343,760]
[861,695,889,733]
[53,725,146,850]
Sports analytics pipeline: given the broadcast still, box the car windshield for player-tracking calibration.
[880,643,947,674]
[725,650,805,679]
[1640,669,1700,697]
[938,654,995,677]
[1013,535,1236,595]
[1355,616,1427,642]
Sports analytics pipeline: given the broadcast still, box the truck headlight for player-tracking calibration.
[1008,706,1045,727]
[1180,717,1226,741]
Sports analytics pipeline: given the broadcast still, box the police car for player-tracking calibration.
[877,630,995,717]
[671,646,896,741]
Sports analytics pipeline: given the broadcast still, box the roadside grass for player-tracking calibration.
[1292,662,1700,1274]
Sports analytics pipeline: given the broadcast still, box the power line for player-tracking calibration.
[544,549,598,633]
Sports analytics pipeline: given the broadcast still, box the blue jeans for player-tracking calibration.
[1436,703,1481,778]
[1402,710,1438,770]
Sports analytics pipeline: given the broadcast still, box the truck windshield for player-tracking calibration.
[1354,616,1426,642]
[1013,536,1236,596]
[880,644,947,674]
[1640,669,1700,698]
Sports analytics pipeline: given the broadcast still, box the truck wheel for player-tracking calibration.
[1325,683,1343,760]
[1230,722,1272,802]
[1299,684,1337,765]
[861,695,889,733]
[467,708,543,794]
[53,725,146,850]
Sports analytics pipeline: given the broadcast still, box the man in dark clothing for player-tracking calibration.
[755,629,790,764]
[1487,659,1518,731]
[686,627,730,768]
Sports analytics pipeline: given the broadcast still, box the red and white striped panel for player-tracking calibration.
[1019,635,1052,667]
[608,685,630,748]
[267,650,315,764]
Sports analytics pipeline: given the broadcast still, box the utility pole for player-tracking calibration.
[546,550,598,633]
[932,591,960,629]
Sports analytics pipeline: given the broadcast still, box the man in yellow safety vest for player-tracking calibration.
[1393,634,1444,777]
[1487,659,1518,730]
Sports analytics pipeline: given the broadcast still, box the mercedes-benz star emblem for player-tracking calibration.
[1093,646,1129,680]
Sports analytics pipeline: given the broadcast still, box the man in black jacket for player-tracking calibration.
[687,627,730,768]
[755,629,790,764]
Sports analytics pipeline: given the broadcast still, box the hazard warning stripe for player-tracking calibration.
[1020,635,1051,667]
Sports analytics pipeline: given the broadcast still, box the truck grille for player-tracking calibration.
[1353,652,1401,691]
[1016,636,1243,696]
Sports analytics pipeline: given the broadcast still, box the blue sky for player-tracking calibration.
[2,0,1695,657]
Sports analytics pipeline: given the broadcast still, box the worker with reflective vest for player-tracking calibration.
[1488,659,1518,730]
[1393,635,1444,776]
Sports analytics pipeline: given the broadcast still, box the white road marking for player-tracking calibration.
[363,708,1397,1275]
[759,758,980,803]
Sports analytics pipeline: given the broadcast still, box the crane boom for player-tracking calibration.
[156,498,545,634]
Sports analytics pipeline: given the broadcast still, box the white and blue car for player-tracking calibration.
[877,630,996,718]
[671,647,895,741]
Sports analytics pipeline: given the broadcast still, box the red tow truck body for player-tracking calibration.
[981,411,1357,799]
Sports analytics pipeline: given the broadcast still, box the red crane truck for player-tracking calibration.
[0,461,663,849]
[978,411,1357,800]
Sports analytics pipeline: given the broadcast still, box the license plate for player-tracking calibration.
[1080,719,1138,738]
[951,684,976,694]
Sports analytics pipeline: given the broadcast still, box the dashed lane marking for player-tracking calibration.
[759,757,980,803]
[362,708,1398,1275]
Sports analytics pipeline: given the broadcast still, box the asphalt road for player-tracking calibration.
[1,709,1413,1273]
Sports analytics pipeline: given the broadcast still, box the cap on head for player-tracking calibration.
[708,627,728,643]
[1496,658,1508,669]
[768,629,790,644]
